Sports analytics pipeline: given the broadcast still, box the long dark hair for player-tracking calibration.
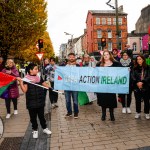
[134,55,147,68]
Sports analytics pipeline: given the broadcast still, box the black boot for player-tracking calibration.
[101,107,106,121]
[109,108,115,121]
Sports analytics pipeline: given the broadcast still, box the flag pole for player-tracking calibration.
[21,78,63,94]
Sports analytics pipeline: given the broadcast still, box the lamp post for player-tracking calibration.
[115,0,119,50]
[106,0,119,49]
[64,32,74,53]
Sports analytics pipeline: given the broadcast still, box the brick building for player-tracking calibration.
[85,10,128,54]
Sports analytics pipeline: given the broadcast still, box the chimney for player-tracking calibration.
[118,5,123,12]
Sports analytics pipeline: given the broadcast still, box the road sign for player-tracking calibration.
[36,52,44,60]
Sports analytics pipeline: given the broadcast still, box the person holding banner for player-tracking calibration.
[119,51,134,114]
[2,59,19,119]
[46,57,58,108]
[17,63,52,138]
[96,50,121,121]
[83,54,90,66]
[64,53,79,119]
[132,55,150,119]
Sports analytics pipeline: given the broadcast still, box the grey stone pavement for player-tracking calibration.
[0,90,150,150]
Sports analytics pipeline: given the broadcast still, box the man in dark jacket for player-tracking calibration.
[124,44,133,58]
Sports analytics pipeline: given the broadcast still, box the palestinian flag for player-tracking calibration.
[0,72,16,96]
[78,92,97,106]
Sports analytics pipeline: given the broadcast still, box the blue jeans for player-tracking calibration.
[64,91,79,114]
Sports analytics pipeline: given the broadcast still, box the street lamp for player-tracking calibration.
[64,32,74,53]
[106,0,119,49]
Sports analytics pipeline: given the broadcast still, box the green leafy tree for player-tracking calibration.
[13,31,54,62]
[0,0,47,60]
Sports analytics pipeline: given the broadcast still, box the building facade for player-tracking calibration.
[59,43,67,59]
[135,5,150,34]
[86,10,128,54]
[81,29,88,54]
[74,36,83,57]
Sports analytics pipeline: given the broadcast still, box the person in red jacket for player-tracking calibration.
[2,59,19,119]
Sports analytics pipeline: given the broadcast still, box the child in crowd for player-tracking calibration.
[17,63,52,138]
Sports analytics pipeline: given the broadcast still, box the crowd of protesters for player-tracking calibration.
[0,44,150,137]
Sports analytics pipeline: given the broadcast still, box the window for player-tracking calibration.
[98,41,102,50]
[96,18,100,25]
[113,18,116,25]
[108,41,112,51]
[107,18,111,25]
[108,30,112,38]
[118,18,122,25]
[119,42,122,50]
[102,18,106,25]
[97,30,102,38]
[133,42,137,51]
[118,30,122,38]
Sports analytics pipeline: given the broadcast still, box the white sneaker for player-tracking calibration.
[135,113,141,119]
[127,108,131,114]
[6,114,11,119]
[145,114,150,120]
[54,103,58,107]
[122,108,126,113]
[32,131,38,138]
[43,128,52,135]
[51,104,55,108]
[14,110,18,115]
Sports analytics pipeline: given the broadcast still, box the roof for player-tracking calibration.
[89,10,127,15]
[86,10,127,23]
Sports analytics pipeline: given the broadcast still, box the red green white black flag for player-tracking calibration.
[0,72,16,96]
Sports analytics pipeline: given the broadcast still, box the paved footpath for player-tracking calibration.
[0,91,150,150]
[50,94,150,150]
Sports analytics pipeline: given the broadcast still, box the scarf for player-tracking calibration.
[25,74,40,83]
[120,58,131,67]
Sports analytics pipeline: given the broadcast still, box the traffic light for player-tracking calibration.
[38,39,43,49]
[101,38,106,47]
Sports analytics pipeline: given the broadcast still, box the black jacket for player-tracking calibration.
[25,78,45,109]
[132,65,150,91]
[96,61,121,67]
[96,61,121,108]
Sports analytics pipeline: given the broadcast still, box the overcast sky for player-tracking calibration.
[47,0,150,54]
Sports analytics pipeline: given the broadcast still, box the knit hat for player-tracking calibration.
[112,48,118,52]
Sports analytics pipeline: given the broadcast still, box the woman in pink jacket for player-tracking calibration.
[2,59,19,119]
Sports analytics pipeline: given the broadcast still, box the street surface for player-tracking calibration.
[0,90,150,150]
